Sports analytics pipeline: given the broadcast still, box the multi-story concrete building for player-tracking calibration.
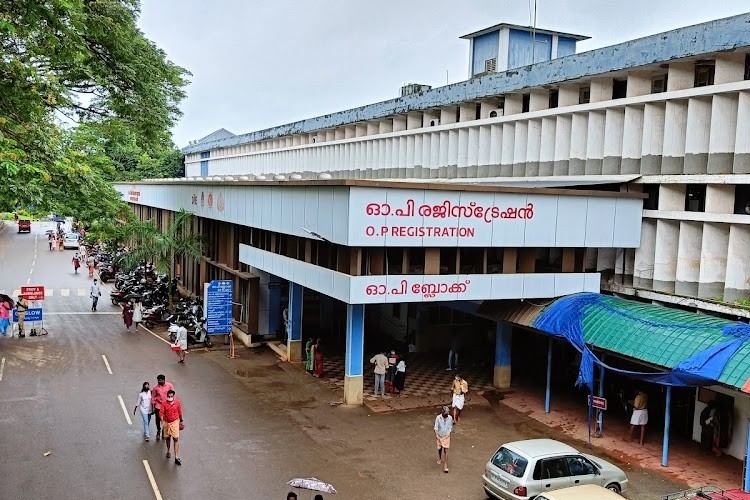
[121,13,750,477]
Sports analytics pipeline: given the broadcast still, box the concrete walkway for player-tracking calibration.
[501,385,745,490]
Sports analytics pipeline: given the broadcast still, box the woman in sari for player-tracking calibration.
[312,338,324,378]
[304,338,314,373]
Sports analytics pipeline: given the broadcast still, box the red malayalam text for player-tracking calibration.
[365,199,534,223]
[365,279,471,299]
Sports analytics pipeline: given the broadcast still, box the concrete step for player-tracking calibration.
[266,340,287,360]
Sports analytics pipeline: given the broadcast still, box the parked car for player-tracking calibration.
[535,484,624,500]
[63,233,80,249]
[482,439,628,500]
[661,485,746,500]
[18,220,31,233]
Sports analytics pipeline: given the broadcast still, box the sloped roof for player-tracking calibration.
[485,293,750,390]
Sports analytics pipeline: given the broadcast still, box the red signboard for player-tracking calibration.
[21,286,45,301]
[588,395,607,410]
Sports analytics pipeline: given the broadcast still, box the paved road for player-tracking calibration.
[0,221,372,499]
[0,221,689,500]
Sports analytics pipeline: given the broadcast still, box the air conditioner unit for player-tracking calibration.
[652,76,667,93]
[485,58,497,73]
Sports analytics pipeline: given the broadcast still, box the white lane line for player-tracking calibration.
[25,278,30,285]
[142,460,164,500]
[101,354,113,375]
[117,395,132,425]
[0,358,5,381]
[140,323,171,345]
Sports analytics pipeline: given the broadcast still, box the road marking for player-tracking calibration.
[140,323,171,345]
[117,395,132,425]
[25,278,30,285]
[45,289,53,297]
[142,460,164,500]
[101,354,113,375]
[12,289,20,297]
[61,288,70,297]
[77,288,86,297]
[0,358,5,381]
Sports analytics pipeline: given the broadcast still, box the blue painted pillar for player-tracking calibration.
[744,418,750,491]
[344,304,365,405]
[661,386,672,467]
[286,282,303,362]
[268,275,281,336]
[545,338,553,413]
[494,322,512,389]
[597,358,605,436]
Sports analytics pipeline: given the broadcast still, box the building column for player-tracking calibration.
[653,220,679,293]
[699,223,730,299]
[662,101,688,174]
[622,105,644,174]
[344,304,365,405]
[684,97,712,174]
[585,111,605,174]
[603,108,625,174]
[634,219,657,288]
[286,282,303,362]
[539,117,555,176]
[675,221,702,296]
[641,103,665,174]
[708,94,738,174]
[725,225,750,301]
[494,323,512,389]
[268,275,282,336]
[735,91,750,174]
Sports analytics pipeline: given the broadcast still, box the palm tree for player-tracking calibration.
[123,209,201,304]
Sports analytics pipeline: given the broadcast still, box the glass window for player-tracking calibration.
[566,456,596,476]
[491,447,529,478]
[541,457,570,479]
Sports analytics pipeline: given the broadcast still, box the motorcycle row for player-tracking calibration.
[107,264,213,348]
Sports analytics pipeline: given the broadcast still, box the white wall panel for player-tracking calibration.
[585,197,617,246]
[524,195,558,246]
[555,196,588,246]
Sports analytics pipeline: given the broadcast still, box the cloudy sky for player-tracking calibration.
[138,1,749,148]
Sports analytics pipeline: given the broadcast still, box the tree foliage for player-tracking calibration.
[0,0,189,215]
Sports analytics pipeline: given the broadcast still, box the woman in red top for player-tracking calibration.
[161,389,184,465]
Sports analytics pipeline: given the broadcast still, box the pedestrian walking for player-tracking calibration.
[161,389,184,465]
[132,299,143,331]
[434,405,453,473]
[48,233,53,251]
[51,234,57,251]
[122,301,133,332]
[151,374,175,441]
[304,337,314,373]
[394,355,407,394]
[72,255,80,274]
[15,294,28,338]
[312,338,324,377]
[58,236,63,251]
[0,299,11,336]
[89,279,101,311]
[173,324,187,363]
[450,374,468,424]
[86,255,95,278]
[385,349,399,392]
[626,389,649,445]
[370,350,388,396]
[133,382,153,441]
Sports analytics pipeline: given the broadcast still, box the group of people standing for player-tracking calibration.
[369,349,407,396]
[132,374,184,465]
[304,337,324,377]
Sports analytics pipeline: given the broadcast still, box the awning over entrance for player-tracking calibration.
[481,293,750,391]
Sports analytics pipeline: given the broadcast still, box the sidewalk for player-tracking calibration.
[501,385,744,490]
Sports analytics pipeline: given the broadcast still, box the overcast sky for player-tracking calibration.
[138,1,749,148]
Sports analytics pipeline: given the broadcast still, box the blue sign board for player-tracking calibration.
[205,280,233,334]
[13,308,42,322]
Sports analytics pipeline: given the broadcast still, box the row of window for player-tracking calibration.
[642,184,750,214]
[201,56,750,160]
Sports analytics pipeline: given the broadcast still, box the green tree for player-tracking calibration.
[0,0,189,211]
[123,209,201,302]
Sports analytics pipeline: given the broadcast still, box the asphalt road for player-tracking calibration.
[0,221,372,499]
[0,220,689,500]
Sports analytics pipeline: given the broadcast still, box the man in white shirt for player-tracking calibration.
[434,406,453,473]
[90,279,101,312]
[174,325,188,363]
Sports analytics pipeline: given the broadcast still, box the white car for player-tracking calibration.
[62,233,80,249]
[482,439,628,499]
